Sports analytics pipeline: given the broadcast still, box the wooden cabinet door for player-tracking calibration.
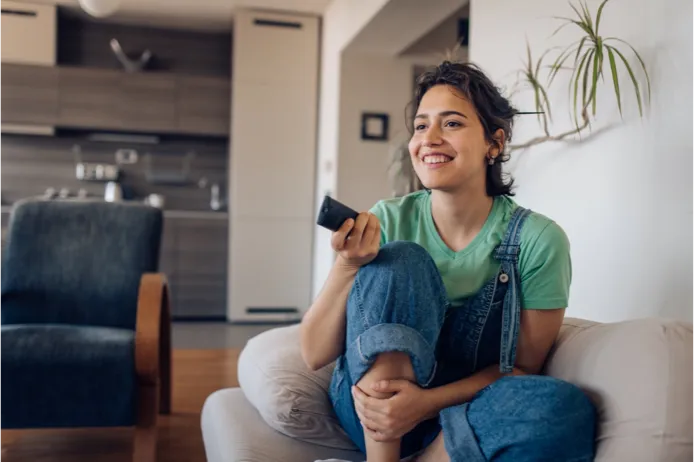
[1,64,58,125]
[120,73,177,133]
[57,66,123,129]
[174,218,228,318]
[176,75,230,136]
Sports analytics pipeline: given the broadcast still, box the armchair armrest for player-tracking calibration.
[135,273,172,415]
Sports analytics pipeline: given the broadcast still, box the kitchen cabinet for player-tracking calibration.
[57,66,229,136]
[1,64,59,126]
[3,65,230,136]
[160,215,228,319]
[176,75,230,136]
[120,73,177,133]
[58,66,123,129]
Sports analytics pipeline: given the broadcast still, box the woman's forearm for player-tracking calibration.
[300,258,358,371]
[424,365,526,415]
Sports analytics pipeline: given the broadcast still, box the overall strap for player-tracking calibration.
[494,206,532,262]
[495,206,532,373]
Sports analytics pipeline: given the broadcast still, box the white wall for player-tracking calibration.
[470,0,693,322]
[311,0,393,303]
[336,52,412,212]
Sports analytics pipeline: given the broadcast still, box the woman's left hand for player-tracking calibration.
[351,380,434,442]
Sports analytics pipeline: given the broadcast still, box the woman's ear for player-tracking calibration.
[491,128,506,156]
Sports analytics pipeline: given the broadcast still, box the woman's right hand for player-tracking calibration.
[331,212,381,271]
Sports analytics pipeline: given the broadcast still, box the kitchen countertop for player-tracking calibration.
[1,205,228,219]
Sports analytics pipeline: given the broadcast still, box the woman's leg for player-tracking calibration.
[358,352,416,462]
[331,241,448,462]
[437,375,597,462]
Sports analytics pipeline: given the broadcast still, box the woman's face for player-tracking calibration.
[408,84,500,193]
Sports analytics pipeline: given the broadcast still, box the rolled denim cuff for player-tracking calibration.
[344,323,437,387]
[440,403,487,462]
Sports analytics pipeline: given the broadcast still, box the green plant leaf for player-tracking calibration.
[549,45,580,86]
[595,0,610,35]
[591,47,600,114]
[581,48,595,117]
[572,49,591,125]
[609,45,644,116]
[550,20,573,38]
[574,36,588,65]
[568,2,588,27]
[555,16,594,38]
[606,46,622,117]
[537,78,553,121]
[579,0,594,30]
[605,37,651,104]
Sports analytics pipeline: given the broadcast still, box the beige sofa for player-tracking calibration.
[201,317,693,462]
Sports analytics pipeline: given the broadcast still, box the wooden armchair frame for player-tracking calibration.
[133,273,172,462]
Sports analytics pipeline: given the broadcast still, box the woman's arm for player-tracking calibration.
[300,261,358,371]
[423,308,565,413]
[300,212,381,371]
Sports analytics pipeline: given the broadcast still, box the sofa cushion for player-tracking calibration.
[545,318,693,462]
[238,324,357,450]
[1,324,137,428]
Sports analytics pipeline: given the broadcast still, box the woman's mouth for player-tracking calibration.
[421,153,453,167]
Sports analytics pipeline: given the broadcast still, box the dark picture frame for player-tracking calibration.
[361,112,389,141]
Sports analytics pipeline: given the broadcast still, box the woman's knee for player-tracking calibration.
[466,376,596,460]
[471,375,596,424]
[342,241,448,388]
[348,240,447,329]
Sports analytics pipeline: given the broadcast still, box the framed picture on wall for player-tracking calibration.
[361,112,389,141]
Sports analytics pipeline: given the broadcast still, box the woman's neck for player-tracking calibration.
[430,186,494,253]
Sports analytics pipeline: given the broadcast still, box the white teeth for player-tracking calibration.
[423,155,452,164]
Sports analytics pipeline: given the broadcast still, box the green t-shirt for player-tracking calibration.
[369,190,571,309]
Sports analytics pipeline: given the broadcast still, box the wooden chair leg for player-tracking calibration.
[159,300,172,415]
[133,383,159,462]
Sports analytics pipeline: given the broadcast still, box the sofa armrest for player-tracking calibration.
[545,318,692,462]
[135,273,172,414]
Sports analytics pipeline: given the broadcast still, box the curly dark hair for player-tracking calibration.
[408,61,519,196]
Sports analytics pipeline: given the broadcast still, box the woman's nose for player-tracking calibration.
[422,126,442,146]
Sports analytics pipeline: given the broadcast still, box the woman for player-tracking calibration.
[300,61,596,462]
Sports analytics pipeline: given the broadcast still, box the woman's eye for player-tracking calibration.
[445,120,462,128]
[415,124,426,131]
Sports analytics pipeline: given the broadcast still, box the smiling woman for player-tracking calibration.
[408,62,518,197]
[302,61,596,462]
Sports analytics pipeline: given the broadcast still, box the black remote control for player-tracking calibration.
[316,195,359,232]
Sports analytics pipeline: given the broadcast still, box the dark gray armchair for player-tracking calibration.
[1,199,172,462]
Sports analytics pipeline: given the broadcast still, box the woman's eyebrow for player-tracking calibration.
[414,110,467,120]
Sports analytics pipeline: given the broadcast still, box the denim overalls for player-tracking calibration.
[328,207,596,461]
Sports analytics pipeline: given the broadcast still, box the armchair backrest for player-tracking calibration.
[1,199,163,330]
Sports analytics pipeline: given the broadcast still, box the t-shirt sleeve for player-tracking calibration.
[518,220,572,309]
[369,201,388,247]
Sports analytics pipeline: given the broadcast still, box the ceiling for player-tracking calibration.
[15,0,331,31]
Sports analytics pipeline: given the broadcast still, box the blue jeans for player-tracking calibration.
[328,240,596,461]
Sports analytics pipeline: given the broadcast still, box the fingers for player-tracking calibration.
[331,218,354,251]
[344,212,370,250]
[360,214,380,249]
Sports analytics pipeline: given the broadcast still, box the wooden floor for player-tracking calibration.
[1,349,241,462]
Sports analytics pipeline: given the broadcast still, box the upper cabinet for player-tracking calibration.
[58,66,123,129]
[1,64,59,126]
[1,63,230,137]
[176,75,231,136]
[120,73,178,133]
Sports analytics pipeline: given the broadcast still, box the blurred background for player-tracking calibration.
[1,0,691,349]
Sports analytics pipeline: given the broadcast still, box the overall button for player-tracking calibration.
[499,272,509,283]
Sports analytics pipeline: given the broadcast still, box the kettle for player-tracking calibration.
[104,182,123,202]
